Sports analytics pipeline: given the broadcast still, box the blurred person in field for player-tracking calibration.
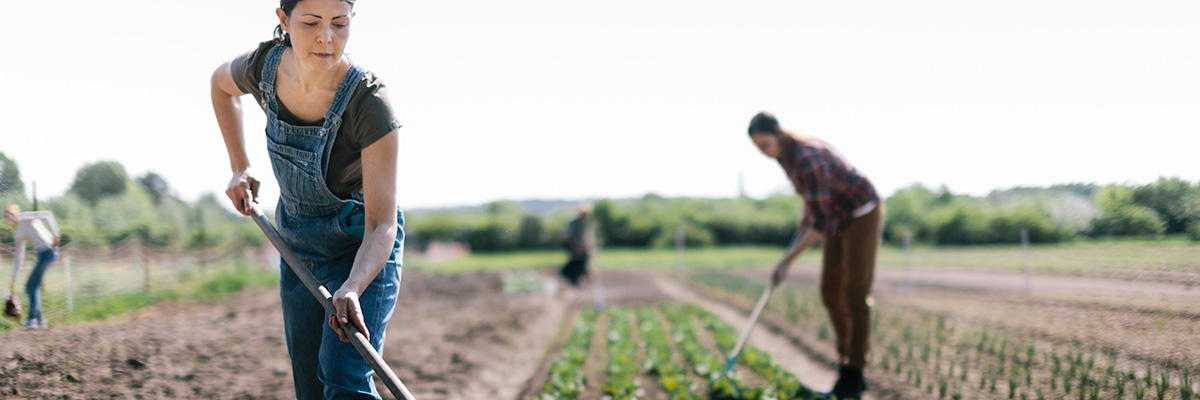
[209,0,404,398]
[4,205,61,330]
[560,204,593,287]
[748,111,883,400]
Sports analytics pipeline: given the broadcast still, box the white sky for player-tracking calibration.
[2,0,1197,211]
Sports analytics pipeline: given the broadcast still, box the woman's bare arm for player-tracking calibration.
[330,130,399,342]
[210,60,259,215]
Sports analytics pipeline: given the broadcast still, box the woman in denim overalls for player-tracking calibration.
[209,1,403,398]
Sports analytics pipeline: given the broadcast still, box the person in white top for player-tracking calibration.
[4,204,61,329]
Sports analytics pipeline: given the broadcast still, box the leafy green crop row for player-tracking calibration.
[688,304,817,399]
[539,309,598,399]
[635,305,706,400]
[537,303,823,400]
[602,307,645,399]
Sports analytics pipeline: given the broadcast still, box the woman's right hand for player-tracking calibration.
[771,261,790,287]
[225,170,260,216]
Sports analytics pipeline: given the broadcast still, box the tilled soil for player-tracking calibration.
[6,263,1171,400]
[768,265,1200,372]
[0,271,567,400]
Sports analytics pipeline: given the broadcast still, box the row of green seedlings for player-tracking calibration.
[635,305,707,400]
[539,309,599,399]
[686,304,822,400]
[659,303,823,400]
[872,303,1197,400]
[541,304,807,400]
[688,271,1198,400]
[602,307,646,399]
[658,303,770,400]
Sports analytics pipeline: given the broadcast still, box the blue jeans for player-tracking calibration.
[281,258,401,400]
[25,248,57,324]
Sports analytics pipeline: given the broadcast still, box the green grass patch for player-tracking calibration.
[68,291,162,322]
[410,238,1200,277]
[191,266,279,300]
[0,263,278,332]
[409,245,816,274]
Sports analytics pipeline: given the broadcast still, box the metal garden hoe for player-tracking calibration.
[250,206,416,400]
[722,281,776,375]
[722,229,808,375]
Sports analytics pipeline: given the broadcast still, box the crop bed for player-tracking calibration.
[533,302,821,400]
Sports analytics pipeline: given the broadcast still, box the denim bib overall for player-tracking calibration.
[258,43,403,400]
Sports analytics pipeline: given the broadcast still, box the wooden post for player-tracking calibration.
[674,224,685,280]
[902,227,913,294]
[199,248,208,276]
[1021,228,1030,294]
[136,236,150,294]
[64,247,73,314]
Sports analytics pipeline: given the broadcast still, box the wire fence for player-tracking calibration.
[1,237,277,330]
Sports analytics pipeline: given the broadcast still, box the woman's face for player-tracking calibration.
[3,211,17,227]
[277,0,354,72]
[751,133,781,159]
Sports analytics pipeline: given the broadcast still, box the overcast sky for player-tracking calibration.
[2,0,1197,211]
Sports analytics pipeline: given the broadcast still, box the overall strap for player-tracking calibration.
[320,64,367,135]
[316,64,366,184]
[258,43,288,111]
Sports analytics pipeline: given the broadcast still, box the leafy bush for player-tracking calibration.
[69,161,128,204]
[1092,186,1165,237]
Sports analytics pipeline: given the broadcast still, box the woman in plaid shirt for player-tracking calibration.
[748,111,883,400]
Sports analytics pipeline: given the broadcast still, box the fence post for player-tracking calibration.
[135,236,150,294]
[200,245,209,276]
[1021,228,1030,294]
[64,247,73,315]
[902,228,913,294]
[674,224,685,280]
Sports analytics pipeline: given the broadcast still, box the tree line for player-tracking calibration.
[410,178,1200,252]
[0,154,260,251]
[3,152,1197,253]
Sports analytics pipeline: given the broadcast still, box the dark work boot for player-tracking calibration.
[823,364,867,399]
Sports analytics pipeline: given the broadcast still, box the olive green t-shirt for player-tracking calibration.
[231,40,401,199]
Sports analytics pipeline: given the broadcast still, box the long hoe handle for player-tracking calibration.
[723,283,775,374]
[250,207,416,400]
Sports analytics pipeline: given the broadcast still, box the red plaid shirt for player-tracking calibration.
[778,134,879,236]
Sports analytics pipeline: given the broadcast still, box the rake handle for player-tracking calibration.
[250,206,416,400]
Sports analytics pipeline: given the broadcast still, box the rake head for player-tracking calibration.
[4,292,22,318]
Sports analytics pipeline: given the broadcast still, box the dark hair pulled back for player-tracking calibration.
[748,111,783,136]
[273,0,357,47]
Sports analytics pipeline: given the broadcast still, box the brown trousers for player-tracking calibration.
[820,204,883,369]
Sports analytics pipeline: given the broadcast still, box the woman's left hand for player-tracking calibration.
[329,286,369,343]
